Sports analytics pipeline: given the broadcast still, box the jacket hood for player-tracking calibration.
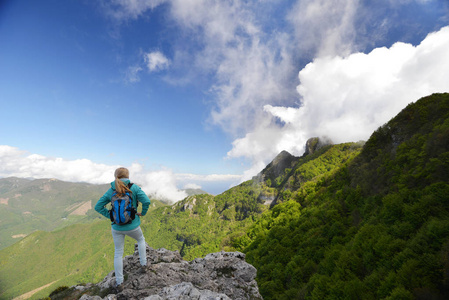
[111,178,131,190]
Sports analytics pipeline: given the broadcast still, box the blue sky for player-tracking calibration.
[1,0,448,201]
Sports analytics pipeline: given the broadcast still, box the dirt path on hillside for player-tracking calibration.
[69,201,91,216]
[13,280,58,300]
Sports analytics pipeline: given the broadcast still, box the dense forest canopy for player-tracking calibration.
[240,93,449,299]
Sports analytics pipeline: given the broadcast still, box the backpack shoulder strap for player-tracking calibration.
[128,182,139,209]
[128,183,138,208]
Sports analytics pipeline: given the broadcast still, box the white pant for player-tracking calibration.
[111,226,147,285]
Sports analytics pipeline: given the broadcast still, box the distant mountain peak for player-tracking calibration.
[304,136,333,156]
[257,150,298,183]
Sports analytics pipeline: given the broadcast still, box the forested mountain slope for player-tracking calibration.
[239,93,449,299]
[140,140,363,261]
[0,140,362,300]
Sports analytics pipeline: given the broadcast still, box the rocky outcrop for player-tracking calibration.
[304,137,333,156]
[255,137,334,187]
[64,244,262,300]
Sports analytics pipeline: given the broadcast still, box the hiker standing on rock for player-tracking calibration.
[95,167,151,290]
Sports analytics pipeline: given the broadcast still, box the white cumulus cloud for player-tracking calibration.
[229,26,449,180]
[0,145,116,183]
[134,168,187,202]
[0,145,237,203]
[144,51,171,72]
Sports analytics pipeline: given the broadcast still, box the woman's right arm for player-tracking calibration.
[94,189,113,218]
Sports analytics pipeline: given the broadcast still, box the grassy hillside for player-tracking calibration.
[0,178,182,251]
[0,178,108,250]
[0,219,142,300]
[239,93,449,299]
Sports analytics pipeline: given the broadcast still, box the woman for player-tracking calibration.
[95,167,151,289]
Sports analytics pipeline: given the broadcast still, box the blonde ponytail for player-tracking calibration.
[114,167,132,196]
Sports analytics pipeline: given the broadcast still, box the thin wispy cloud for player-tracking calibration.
[288,0,359,57]
[125,65,143,83]
[175,173,241,182]
[183,183,202,190]
[168,1,298,136]
[176,173,243,193]
[100,0,167,21]
[104,0,298,135]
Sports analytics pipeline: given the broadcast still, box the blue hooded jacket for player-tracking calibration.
[95,179,151,231]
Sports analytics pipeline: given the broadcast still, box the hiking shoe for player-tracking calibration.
[138,265,148,274]
[112,283,124,294]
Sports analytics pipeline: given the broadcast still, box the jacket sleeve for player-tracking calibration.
[95,188,113,218]
[134,185,151,216]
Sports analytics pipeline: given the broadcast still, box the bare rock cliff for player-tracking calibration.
[59,244,262,300]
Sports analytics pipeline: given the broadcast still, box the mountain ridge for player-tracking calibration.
[1,93,448,300]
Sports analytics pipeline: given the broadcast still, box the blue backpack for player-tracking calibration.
[109,183,137,225]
